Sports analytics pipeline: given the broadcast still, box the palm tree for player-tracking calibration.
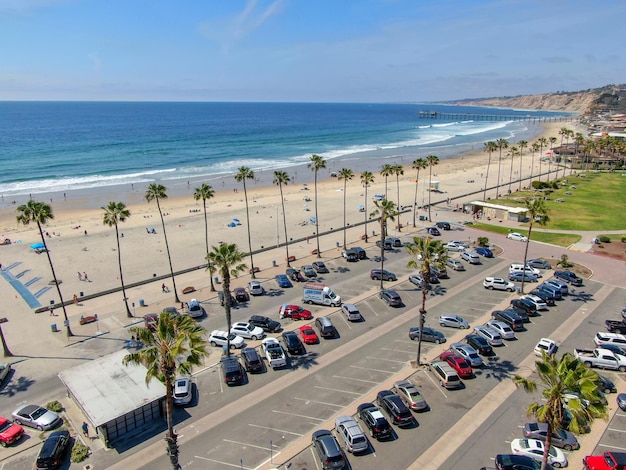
[380,164,394,198]
[520,197,549,294]
[495,138,509,197]
[406,236,448,365]
[507,145,519,194]
[482,141,497,202]
[392,164,404,232]
[102,201,133,317]
[360,171,375,242]
[530,142,540,182]
[193,183,216,291]
[206,243,247,353]
[412,158,427,226]
[308,155,326,258]
[124,310,207,470]
[16,200,74,337]
[558,127,570,178]
[572,133,585,175]
[537,137,548,182]
[338,168,354,249]
[514,351,608,470]
[145,184,180,303]
[234,167,257,278]
[517,140,528,191]
[370,199,397,290]
[273,170,292,266]
[548,137,558,182]
[426,155,439,221]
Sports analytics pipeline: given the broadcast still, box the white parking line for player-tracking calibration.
[599,443,626,451]
[272,409,325,421]
[423,368,448,399]
[332,375,379,384]
[194,456,252,468]
[248,423,303,436]
[223,439,273,451]
[314,385,363,395]
[350,365,395,374]
[608,427,626,433]
[366,356,406,363]
[293,397,344,407]
[380,347,413,354]
[253,452,283,470]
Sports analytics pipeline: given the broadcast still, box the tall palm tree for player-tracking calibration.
[392,164,404,232]
[102,201,133,317]
[495,138,509,197]
[426,155,439,221]
[573,133,585,175]
[520,198,549,294]
[145,184,180,302]
[582,139,595,172]
[482,141,497,202]
[514,352,608,470]
[412,158,427,226]
[563,129,575,178]
[380,163,394,198]
[507,145,519,194]
[308,155,326,258]
[370,199,397,290]
[406,236,448,365]
[16,200,74,337]
[273,170,292,266]
[338,168,354,249]
[234,167,256,278]
[548,137,558,182]
[206,243,247,353]
[193,183,216,291]
[517,140,528,191]
[360,171,375,242]
[530,142,540,183]
[537,137,548,182]
[558,127,570,178]
[124,310,207,470]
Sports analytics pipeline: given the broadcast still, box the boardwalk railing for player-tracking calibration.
[418,111,574,122]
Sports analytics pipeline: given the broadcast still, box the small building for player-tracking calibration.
[464,200,528,222]
[429,181,440,191]
[58,349,166,448]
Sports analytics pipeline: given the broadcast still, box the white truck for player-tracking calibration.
[262,337,287,369]
[574,348,626,371]
[302,282,342,307]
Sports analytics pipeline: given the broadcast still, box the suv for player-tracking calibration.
[375,239,394,250]
[379,289,402,307]
[436,221,451,230]
[341,303,362,321]
[311,430,346,469]
[335,416,368,454]
[352,246,367,259]
[248,315,281,333]
[341,249,358,262]
[357,403,391,440]
[491,310,524,332]
[315,317,337,338]
[543,278,569,295]
[312,261,329,273]
[582,451,626,470]
[376,390,413,427]
[35,430,70,469]
[220,356,244,386]
[510,298,538,317]
[370,269,397,281]
[281,331,305,355]
[241,347,264,373]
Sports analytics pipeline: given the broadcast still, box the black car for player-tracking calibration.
[379,289,402,307]
[427,227,441,236]
[248,315,281,333]
[36,429,70,469]
[529,288,556,306]
[376,390,413,427]
[352,246,367,259]
[495,454,540,470]
[436,221,451,230]
[281,331,305,355]
[491,309,524,332]
[510,298,537,318]
[311,430,346,470]
[554,270,583,286]
[465,334,494,356]
[241,347,264,373]
[220,356,244,386]
[312,261,329,273]
[596,374,617,394]
[357,402,392,440]
[527,259,552,270]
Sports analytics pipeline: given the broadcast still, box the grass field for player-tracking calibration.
[471,222,581,247]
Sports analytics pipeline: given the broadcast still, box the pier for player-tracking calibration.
[418,111,574,122]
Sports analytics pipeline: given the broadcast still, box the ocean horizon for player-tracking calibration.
[0,101,568,199]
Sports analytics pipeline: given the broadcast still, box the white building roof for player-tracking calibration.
[468,200,528,214]
[58,349,166,427]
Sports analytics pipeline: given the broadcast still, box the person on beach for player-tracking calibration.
[49,308,55,316]
[162,283,168,293]
[82,421,89,437]
[83,272,89,282]
[78,272,83,281]
[73,294,78,305]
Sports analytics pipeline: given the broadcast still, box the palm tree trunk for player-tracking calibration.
[520,220,533,295]
[156,199,180,303]
[379,220,385,291]
[364,187,369,242]
[224,276,232,355]
[279,186,290,266]
[508,153,514,193]
[496,151,503,197]
[115,224,132,317]
[164,376,180,470]
[203,202,215,291]
[417,292,427,365]
[412,170,419,227]
[314,172,321,258]
[242,180,256,278]
[427,166,433,222]
[396,176,401,232]
[342,182,347,249]
[518,151,523,191]
[483,153,491,202]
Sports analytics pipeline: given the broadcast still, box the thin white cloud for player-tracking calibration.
[88,52,101,70]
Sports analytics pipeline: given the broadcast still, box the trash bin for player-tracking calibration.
[79,291,84,297]
[51,323,58,332]
[139,298,145,307]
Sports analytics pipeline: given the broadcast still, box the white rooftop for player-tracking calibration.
[468,200,528,214]
[58,349,166,427]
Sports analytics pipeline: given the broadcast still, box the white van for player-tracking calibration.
[429,361,462,389]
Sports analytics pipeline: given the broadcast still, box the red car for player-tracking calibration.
[0,416,24,447]
[278,304,312,321]
[439,351,473,378]
[299,325,319,344]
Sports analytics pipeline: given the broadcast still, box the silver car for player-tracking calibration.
[474,325,504,346]
[12,405,61,431]
[446,259,465,271]
[392,380,428,411]
[522,422,579,451]
[450,342,483,367]
[439,314,469,329]
[173,376,192,405]
[485,319,515,340]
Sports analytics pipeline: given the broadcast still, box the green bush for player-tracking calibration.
[71,441,91,463]
[621,236,626,243]
[46,400,63,413]
[532,181,551,190]
[477,237,489,247]
[556,254,573,268]
[598,235,611,243]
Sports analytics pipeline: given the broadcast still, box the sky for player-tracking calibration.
[1,0,624,102]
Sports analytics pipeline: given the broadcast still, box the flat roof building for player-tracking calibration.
[464,200,528,222]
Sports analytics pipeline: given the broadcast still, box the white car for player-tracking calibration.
[230,322,265,340]
[510,438,567,468]
[185,299,205,318]
[507,232,528,242]
[173,376,192,405]
[521,294,548,311]
[485,320,515,340]
[450,342,483,367]
[534,338,558,356]
[509,264,542,278]
[445,241,465,252]
[594,332,626,347]
[209,330,245,349]
[483,277,515,292]
[473,325,503,346]
[248,280,265,296]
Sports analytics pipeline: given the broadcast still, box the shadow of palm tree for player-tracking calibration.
[569,291,595,303]
[0,375,36,397]
[287,352,320,370]
[477,358,517,382]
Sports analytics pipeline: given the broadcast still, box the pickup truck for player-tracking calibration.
[583,451,626,470]
[261,337,286,369]
[574,348,626,372]
[606,320,626,334]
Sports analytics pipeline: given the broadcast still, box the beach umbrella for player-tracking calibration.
[228,222,236,227]
[232,218,240,223]
[30,242,45,250]
[310,216,316,224]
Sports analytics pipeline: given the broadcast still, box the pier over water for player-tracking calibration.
[418,111,574,122]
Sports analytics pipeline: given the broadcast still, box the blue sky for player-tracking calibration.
[1,0,623,102]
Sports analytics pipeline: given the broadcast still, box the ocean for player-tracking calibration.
[0,101,567,198]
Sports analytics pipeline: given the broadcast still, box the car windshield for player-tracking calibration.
[0,421,12,432]
[31,408,47,420]
[245,324,254,331]
[227,333,237,340]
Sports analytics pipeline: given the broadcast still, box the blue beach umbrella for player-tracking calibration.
[228,222,237,227]
[30,242,45,250]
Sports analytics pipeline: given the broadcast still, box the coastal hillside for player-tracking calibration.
[453,84,626,114]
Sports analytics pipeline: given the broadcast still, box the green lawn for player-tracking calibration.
[471,222,581,247]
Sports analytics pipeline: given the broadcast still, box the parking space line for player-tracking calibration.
[194,455,252,468]
[423,368,448,399]
[223,439,273,451]
[272,409,325,421]
[599,443,626,451]
[293,397,344,407]
[350,365,395,374]
[332,374,379,384]
[380,347,413,354]
[314,385,363,395]
[608,427,626,433]
[249,423,303,436]
[366,356,406,363]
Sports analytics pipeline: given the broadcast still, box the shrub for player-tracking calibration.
[71,441,91,463]
[621,236,626,243]
[46,400,63,413]
[598,235,611,243]
[556,254,573,268]
[532,181,551,190]
[477,237,489,247]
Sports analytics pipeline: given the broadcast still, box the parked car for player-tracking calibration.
[392,380,428,411]
[282,331,305,355]
[439,351,473,378]
[594,332,626,347]
[618,393,626,411]
[341,303,362,321]
[357,403,391,440]
[220,356,244,386]
[529,288,556,306]
[275,274,293,288]
[287,267,305,282]
[596,374,617,394]
[473,325,504,346]
[439,314,469,329]
[302,265,317,277]
[209,330,245,349]
[510,438,567,468]
[335,415,368,454]
[278,304,313,320]
[312,261,329,273]
[230,322,265,340]
[341,248,358,261]
[409,273,433,289]
[379,289,402,307]
[446,241,465,252]
[436,221,451,230]
[143,313,159,331]
[495,454,540,470]
[491,309,525,332]
[509,271,538,283]
[465,334,494,356]
[506,232,528,242]
[218,291,236,307]
[0,416,24,447]
[483,277,515,291]
[509,263,542,278]
[241,347,264,373]
[375,239,394,251]
[408,326,446,344]
[185,299,205,318]
[376,390,413,427]
[173,376,193,405]
[35,429,70,469]
[510,298,538,318]
[247,280,265,296]
[485,320,515,340]
[460,251,481,264]
[542,278,568,295]
[520,294,548,311]
[299,325,319,344]
[352,246,367,259]
[450,342,483,367]
[11,405,61,431]
[427,227,441,236]
[475,247,494,257]
[522,422,579,451]
[527,259,552,269]
[311,430,346,470]
[388,237,402,247]
[315,317,337,338]
[430,265,448,279]
[446,258,465,271]
[554,270,583,286]
[248,315,281,333]
[370,269,397,281]
[234,287,249,302]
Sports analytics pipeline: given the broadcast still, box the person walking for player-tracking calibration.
[83,272,89,282]
[78,272,83,281]
[73,294,78,305]
[82,421,89,437]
